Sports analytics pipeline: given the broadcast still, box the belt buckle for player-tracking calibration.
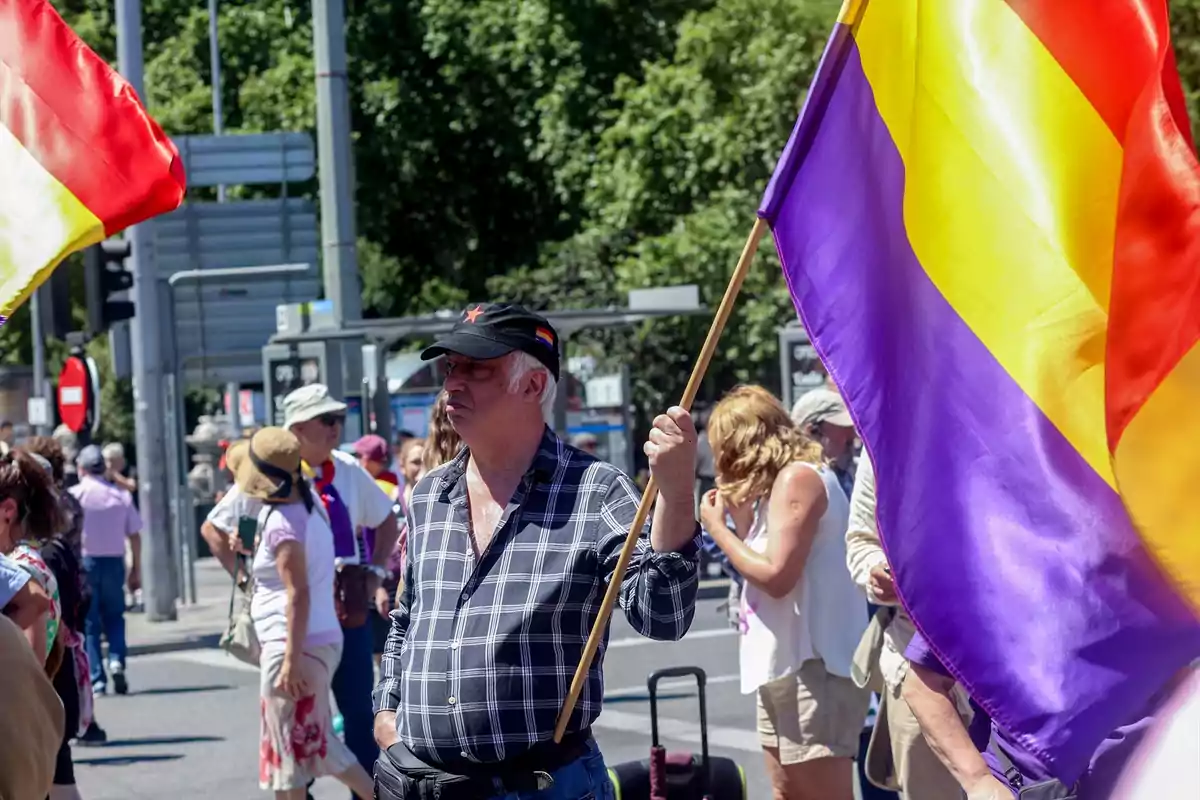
[534,771,554,791]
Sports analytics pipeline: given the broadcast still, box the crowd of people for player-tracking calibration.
[1,301,1189,800]
[0,431,143,800]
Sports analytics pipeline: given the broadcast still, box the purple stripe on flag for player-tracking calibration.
[759,23,854,221]
[767,40,1200,782]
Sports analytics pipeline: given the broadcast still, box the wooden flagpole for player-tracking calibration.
[553,216,768,743]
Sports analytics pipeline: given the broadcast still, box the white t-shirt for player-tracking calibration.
[208,449,394,563]
[249,503,341,645]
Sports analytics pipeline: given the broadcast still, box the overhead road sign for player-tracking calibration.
[171,132,316,188]
[154,198,319,277]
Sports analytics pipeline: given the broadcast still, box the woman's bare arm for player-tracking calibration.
[705,464,828,598]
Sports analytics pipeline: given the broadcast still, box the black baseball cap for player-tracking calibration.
[421,303,561,380]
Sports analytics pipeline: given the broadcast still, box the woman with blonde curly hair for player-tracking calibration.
[699,385,867,800]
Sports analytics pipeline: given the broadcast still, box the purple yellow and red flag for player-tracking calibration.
[760,0,1200,784]
[0,0,185,325]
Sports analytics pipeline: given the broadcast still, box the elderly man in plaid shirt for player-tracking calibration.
[372,303,701,800]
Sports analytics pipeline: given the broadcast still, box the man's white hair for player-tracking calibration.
[102,442,125,461]
[506,351,558,421]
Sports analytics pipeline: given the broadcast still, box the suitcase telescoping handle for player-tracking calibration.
[647,666,709,768]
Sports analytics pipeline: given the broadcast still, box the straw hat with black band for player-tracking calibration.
[235,428,312,511]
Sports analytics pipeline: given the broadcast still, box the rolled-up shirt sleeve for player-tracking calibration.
[372,506,414,715]
[598,473,700,642]
[0,553,31,608]
[845,454,893,604]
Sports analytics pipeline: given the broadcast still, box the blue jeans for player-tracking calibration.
[331,621,378,780]
[83,555,127,685]
[492,741,614,800]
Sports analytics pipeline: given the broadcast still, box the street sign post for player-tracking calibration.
[57,354,100,439]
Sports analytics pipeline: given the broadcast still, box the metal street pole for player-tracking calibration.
[313,0,362,325]
[207,0,225,203]
[30,290,47,436]
[117,0,177,622]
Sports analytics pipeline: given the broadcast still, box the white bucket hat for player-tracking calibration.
[281,384,348,430]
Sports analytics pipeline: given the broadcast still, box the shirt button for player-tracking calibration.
[448,696,457,706]
[450,641,459,650]
[460,751,469,759]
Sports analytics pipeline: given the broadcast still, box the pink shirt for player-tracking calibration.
[69,475,143,558]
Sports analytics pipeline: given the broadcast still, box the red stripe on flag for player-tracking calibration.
[1106,47,1200,448]
[1003,1,1192,150]
[0,0,184,235]
[1005,0,1200,447]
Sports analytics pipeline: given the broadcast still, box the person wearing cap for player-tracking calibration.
[791,387,858,498]
[69,444,142,696]
[354,435,401,490]
[238,427,375,799]
[372,303,701,799]
[208,385,400,785]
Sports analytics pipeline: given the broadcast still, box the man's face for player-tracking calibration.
[443,352,540,441]
[106,455,125,473]
[815,421,857,462]
[291,413,344,462]
[0,425,12,444]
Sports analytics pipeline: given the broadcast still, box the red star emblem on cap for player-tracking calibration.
[464,305,485,323]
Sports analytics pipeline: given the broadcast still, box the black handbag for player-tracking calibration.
[991,739,1078,800]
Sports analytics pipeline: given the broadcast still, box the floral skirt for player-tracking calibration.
[258,639,355,790]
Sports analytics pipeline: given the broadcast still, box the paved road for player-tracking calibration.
[74,596,768,799]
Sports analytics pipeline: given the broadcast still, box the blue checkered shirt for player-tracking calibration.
[372,427,701,765]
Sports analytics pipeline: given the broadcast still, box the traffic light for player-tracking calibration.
[37,266,72,340]
[83,240,135,334]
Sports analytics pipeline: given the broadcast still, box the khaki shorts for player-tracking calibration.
[756,659,869,765]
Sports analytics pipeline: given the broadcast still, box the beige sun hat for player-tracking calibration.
[235,428,303,503]
[791,388,854,429]
[281,384,347,429]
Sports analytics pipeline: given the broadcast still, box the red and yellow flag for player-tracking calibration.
[0,0,185,324]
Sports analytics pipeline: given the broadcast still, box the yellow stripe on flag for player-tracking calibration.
[1114,341,1200,613]
[0,124,105,317]
[854,0,1122,487]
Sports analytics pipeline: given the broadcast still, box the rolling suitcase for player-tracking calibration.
[608,666,747,800]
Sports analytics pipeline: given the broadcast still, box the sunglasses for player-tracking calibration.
[316,413,345,427]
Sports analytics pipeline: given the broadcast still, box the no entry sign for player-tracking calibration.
[57,354,100,435]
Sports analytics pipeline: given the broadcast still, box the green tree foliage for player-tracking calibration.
[492,0,838,413]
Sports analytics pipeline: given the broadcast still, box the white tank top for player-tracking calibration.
[738,462,867,694]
